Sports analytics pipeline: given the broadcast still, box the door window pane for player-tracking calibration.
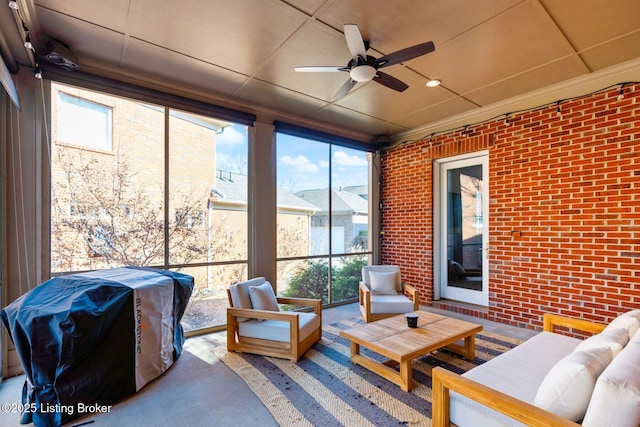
[446,165,483,290]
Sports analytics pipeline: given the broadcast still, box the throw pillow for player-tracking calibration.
[582,341,640,427]
[574,328,629,359]
[534,348,611,421]
[369,271,398,295]
[604,310,640,339]
[248,281,280,312]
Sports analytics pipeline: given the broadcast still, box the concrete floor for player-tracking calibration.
[0,303,538,426]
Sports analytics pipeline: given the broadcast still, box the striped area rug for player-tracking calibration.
[215,317,522,427]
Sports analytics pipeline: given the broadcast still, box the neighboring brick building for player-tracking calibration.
[50,82,219,274]
[381,84,640,331]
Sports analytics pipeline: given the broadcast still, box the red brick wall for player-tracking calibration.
[381,84,640,330]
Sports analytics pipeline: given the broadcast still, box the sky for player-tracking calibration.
[216,124,369,194]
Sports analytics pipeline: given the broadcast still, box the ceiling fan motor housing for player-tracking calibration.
[350,64,376,82]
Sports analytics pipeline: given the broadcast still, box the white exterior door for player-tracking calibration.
[435,152,489,306]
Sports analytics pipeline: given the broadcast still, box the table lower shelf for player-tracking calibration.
[347,333,478,392]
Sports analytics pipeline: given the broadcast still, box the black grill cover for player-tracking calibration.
[1,267,194,427]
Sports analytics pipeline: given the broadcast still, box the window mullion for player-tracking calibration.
[163,107,170,267]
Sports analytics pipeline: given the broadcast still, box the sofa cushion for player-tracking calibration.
[248,281,279,313]
[369,271,398,295]
[582,340,640,427]
[574,328,629,359]
[238,312,320,343]
[534,348,611,421]
[450,331,582,427]
[370,294,414,314]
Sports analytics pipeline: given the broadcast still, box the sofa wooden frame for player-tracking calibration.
[358,281,419,323]
[226,291,322,362]
[431,313,606,427]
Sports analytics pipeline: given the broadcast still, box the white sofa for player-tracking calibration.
[432,311,640,427]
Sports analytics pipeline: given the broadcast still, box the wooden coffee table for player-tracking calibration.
[340,311,482,391]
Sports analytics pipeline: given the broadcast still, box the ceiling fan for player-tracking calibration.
[295,24,435,100]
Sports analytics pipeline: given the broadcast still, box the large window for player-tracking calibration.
[276,134,371,305]
[50,83,249,332]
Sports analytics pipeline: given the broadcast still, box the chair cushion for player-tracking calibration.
[228,277,267,322]
[228,277,266,309]
[369,271,398,295]
[534,347,611,421]
[238,312,320,343]
[370,294,414,314]
[248,281,279,313]
[582,340,640,427]
[362,265,402,292]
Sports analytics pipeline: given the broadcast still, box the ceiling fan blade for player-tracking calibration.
[373,71,409,92]
[334,79,357,100]
[343,24,367,60]
[377,41,435,68]
[295,66,346,73]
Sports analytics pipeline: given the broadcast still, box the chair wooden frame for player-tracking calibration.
[431,313,606,427]
[226,290,322,362]
[359,281,419,323]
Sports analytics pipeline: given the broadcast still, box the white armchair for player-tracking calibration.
[359,265,419,323]
[226,277,322,361]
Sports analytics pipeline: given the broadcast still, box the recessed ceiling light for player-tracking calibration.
[426,79,441,87]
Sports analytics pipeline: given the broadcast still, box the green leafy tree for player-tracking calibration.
[332,254,367,301]
[282,260,330,303]
[282,254,367,304]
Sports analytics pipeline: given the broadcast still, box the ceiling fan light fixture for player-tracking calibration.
[426,79,441,87]
[350,65,376,82]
